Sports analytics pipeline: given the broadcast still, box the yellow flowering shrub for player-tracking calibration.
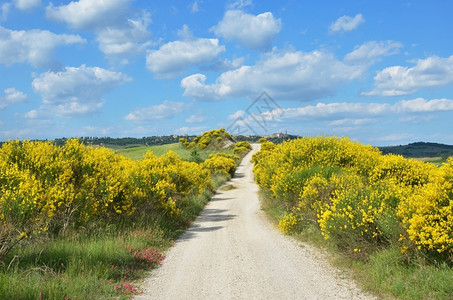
[212,152,239,160]
[0,140,63,259]
[0,139,215,260]
[370,154,436,187]
[235,141,251,149]
[253,136,453,261]
[232,146,245,154]
[233,141,252,155]
[181,128,232,150]
[251,141,275,186]
[317,173,400,250]
[179,138,190,148]
[133,150,212,216]
[202,153,237,177]
[278,212,300,234]
[397,158,453,256]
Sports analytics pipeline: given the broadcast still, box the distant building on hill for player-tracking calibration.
[263,131,289,139]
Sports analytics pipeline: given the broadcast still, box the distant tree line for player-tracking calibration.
[55,136,198,148]
[0,133,301,148]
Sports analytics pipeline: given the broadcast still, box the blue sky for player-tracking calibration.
[1,0,453,145]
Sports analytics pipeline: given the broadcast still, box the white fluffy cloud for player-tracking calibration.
[0,87,27,109]
[247,97,453,123]
[393,97,453,112]
[364,55,453,96]
[96,11,152,57]
[181,49,365,101]
[46,0,151,58]
[329,13,365,34]
[211,10,281,50]
[344,41,403,62]
[14,0,41,10]
[46,0,130,30]
[1,0,40,22]
[125,100,185,123]
[0,26,85,67]
[261,102,389,122]
[31,65,131,117]
[146,30,225,78]
[186,114,206,123]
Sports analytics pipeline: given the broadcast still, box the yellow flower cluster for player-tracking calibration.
[180,128,232,149]
[202,153,239,177]
[253,136,453,260]
[0,139,213,259]
[134,150,212,216]
[233,141,252,155]
[278,212,300,234]
[398,158,453,254]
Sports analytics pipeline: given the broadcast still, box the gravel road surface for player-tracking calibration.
[138,144,375,299]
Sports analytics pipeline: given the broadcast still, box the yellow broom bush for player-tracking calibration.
[253,136,453,261]
[0,139,215,260]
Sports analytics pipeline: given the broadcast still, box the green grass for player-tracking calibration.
[113,143,183,160]
[356,247,453,299]
[258,190,453,300]
[114,142,234,161]
[0,218,172,299]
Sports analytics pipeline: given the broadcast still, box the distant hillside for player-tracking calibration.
[379,142,453,158]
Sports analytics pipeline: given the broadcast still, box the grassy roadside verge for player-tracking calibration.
[258,189,453,300]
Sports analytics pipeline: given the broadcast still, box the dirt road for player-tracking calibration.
[138,144,374,299]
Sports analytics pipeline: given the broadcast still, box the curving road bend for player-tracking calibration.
[138,144,375,300]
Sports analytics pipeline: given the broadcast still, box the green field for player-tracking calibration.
[113,143,182,160]
[114,143,234,161]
